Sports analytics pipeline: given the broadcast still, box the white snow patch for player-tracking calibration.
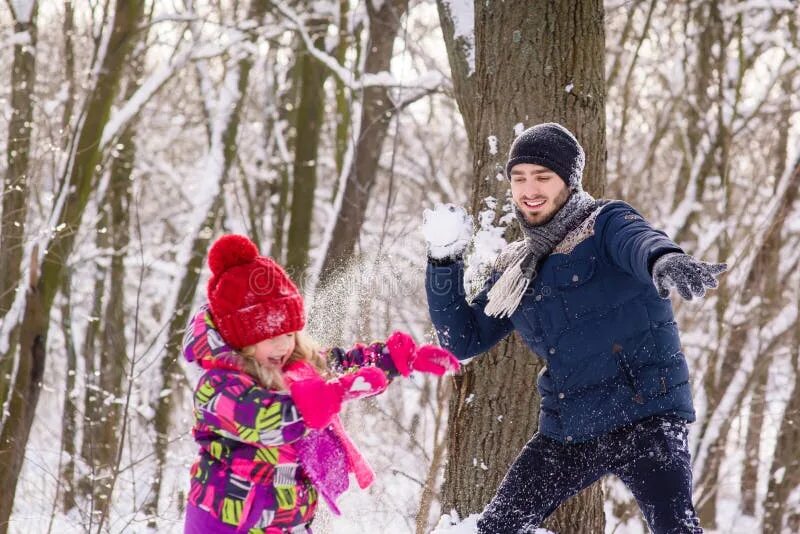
[432,511,555,534]
[464,197,509,296]
[361,70,397,86]
[348,376,372,392]
[432,511,481,534]
[6,30,31,47]
[772,466,786,483]
[487,135,498,155]
[514,122,525,137]
[441,0,475,75]
[9,0,35,23]
[565,82,574,93]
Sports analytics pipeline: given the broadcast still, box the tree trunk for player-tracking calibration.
[0,253,45,534]
[61,0,76,142]
[0,0,38,443]
[436,1,606,531]
[317,0,410,285]
[58,274,78,512]
[77,199,109,503]
[757,96,800,534]
[285,22,328,280]
[415,379,450,534]
[268,45,300,263]
[57,8,79,509]
[333,0,351,179]
[269,164,292,263]
[740,360,768,516]
[144,193,226,527]
[90,70,138,517]
[77,19,149,520]
[739,69,789,516]
[0,2,144,530]
[0,1,38,320]
[696,419,731,527]
[672,0,723,245]
[762,333,800,533]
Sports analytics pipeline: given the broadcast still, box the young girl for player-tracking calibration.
[183,234,459,533]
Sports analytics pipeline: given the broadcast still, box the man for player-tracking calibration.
[422,123,726,533]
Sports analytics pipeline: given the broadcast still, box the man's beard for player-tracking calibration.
[521,187,571,227]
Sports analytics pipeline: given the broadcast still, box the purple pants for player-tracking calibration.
[184,504,313,534]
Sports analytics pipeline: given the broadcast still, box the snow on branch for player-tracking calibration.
[271,0,443,92]
[728,153,800,295]
[390,72,449,111]
[1,30,32,48]
[732,53,800,136]
[440,0,475,76]
[100,29,251,150]
[663,124,718,239]
[720,0,798,17]
[101,51,193,149]
[8,0,35,24]
[692,297,798,481]
[138,61,242,377]
[138,12,200,29]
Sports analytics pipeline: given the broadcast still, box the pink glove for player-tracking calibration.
[337,367,389,400]
[412,345,461,376]
[290,367,389,429]
[385,331,461,377]
[289,377,342,429]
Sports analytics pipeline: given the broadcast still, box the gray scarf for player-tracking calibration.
[484,191,598,318]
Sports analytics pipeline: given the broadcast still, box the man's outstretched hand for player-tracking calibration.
[652,252,727,300]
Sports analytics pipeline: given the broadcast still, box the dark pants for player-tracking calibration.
[477,415,702,534]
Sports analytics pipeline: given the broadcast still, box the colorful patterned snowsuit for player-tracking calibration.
[182,306,397,533]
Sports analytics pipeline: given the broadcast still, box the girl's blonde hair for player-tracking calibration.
[239,331,329,391]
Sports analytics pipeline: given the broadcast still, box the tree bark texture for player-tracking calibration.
[317,0,410,285]
[285,22,328,280]
[0,1,38,320]
[0,2,145,530]
[436,1,606,531]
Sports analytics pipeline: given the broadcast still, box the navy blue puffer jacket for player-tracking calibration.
[426,201,695,443]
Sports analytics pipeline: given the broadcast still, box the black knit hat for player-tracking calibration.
[505,123,585,191]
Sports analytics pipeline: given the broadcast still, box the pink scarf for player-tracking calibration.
[283,361,375,514]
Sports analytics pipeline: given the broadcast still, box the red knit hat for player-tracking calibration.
[206,234,305,349]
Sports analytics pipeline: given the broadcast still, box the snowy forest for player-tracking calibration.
[0,0,799,532]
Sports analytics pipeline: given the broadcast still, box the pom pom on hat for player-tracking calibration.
[208,234,259,275]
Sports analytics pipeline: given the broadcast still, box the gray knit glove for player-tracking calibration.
[652,253,727,300]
